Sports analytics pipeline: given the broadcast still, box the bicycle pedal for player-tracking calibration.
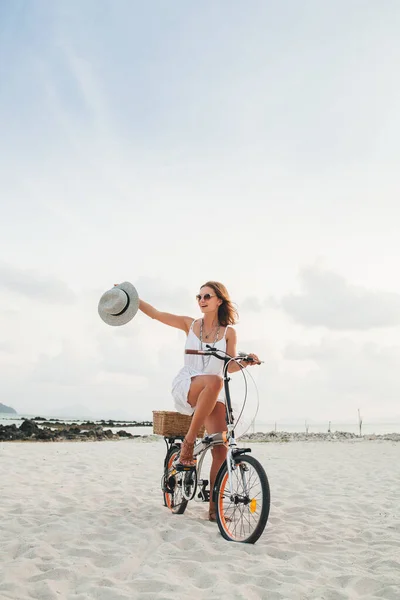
[175,463,196,472]
[198,479,210,502]
[197,490,210,502]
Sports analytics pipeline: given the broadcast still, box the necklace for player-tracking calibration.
[200,319,220,370]
[203,321,218,339]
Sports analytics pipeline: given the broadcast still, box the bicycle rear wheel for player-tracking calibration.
[214,454,270,544]
[163,447,188,515]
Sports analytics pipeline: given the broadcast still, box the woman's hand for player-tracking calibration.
[242,353,261,366]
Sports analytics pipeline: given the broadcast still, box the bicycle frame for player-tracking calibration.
[163,350,252,503]
[162,348,270,544]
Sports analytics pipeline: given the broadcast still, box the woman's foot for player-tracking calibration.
[209,503,231,522]
[175,438,196,469]
[208,502,218,522]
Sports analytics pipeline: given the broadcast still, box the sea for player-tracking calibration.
[1,413,400,436]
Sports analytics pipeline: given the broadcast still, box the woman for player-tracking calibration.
[139,280,260,521]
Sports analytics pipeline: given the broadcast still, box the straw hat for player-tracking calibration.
[98,282,139,326]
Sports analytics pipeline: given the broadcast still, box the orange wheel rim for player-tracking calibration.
[218,472,238,540]
[165,452,178,509]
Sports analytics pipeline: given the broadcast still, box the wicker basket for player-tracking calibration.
[153,411,206,438]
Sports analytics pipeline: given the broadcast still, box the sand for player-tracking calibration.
[1,439,399,600]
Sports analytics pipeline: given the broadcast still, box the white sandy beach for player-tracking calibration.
[1,439,399,600]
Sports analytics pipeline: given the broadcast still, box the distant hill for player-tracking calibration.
[0,403,17,414]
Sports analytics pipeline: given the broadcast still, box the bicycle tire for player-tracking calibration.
[163,447,188,515]
[214,454,270,544]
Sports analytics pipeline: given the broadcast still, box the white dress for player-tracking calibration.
[171,320,229,415]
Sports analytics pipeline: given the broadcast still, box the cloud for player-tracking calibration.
[280,337,400,415]
[31,342,97,386]
[271,266,400,330]
[0,341,13,353]
[240,296,264,312]
[0,262,76,304]
[133,276,193,314]
[96,318,183,384]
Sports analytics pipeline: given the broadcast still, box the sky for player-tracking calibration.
[1,0,400,423]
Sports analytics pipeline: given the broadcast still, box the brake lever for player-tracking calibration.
[205,344,218,352]
[238,352,263,364]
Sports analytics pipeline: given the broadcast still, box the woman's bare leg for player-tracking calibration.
[204,402,228,519]
[184,375,223,444]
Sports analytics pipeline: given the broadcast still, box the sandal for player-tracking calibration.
[175,438,196,469]
[209,508,232,523]
[209,509,217,522]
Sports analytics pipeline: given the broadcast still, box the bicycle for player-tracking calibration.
[161,346,270,544]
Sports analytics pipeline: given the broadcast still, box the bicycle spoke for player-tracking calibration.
[164,449,188,515]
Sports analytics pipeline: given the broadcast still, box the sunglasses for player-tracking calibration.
[196,293,217,302]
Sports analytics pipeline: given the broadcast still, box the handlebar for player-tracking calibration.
[185,348,263,364]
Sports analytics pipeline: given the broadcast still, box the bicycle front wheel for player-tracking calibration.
[214,454,270,544]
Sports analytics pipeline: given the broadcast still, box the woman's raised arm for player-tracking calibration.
[139,299,193,333]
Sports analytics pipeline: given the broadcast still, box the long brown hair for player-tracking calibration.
[200,281,239,326]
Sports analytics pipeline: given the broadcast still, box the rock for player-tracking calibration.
[69,426,81,434]
[20,420,41,437]
[0,425,17,441]
[117,430,133,438]
[36,429,54,441]
[373,433,400,442]
[81,421,96,427]
[240,430,400,443]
